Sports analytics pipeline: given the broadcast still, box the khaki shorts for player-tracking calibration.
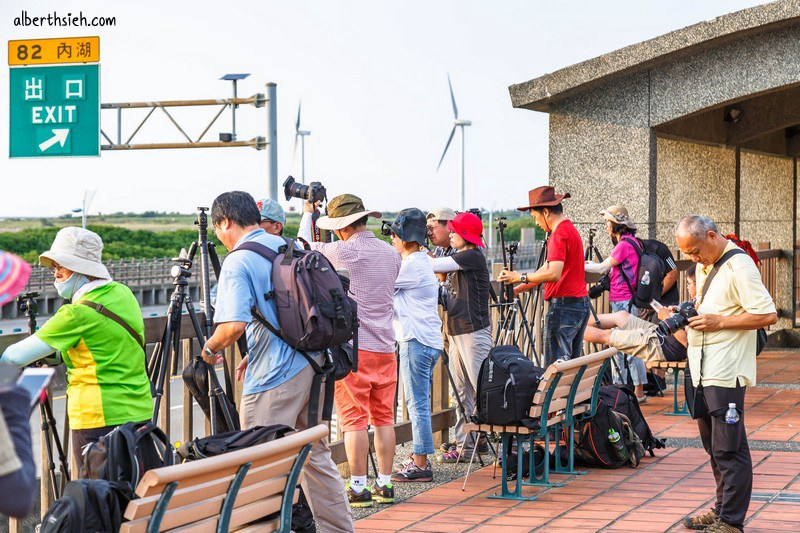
[608,314,665,364]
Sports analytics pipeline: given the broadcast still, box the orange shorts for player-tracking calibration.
[334,350,397,431]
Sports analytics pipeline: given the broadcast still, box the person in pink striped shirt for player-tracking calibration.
[299,194,402,508]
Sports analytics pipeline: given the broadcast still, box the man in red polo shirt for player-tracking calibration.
[498,186,589,364]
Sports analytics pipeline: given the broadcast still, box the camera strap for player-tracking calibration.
[696,247,746,385]
[77,300,145,351]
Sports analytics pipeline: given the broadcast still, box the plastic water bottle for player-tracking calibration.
[608,428,628,462]
[725,403,739,424]
[641,271,651,286]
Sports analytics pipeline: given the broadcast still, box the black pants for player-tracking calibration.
[72,424,118,475]
[696,384,751,530]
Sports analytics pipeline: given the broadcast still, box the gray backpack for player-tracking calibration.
[233,240,359,424]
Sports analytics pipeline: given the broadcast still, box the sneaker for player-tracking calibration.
[346,483,373,508]
[637,395,648,405]
[440,442,456,453]
[702,519,742,533]
[440,447,471,463]
[401,453,432,470]
[392,461,433,482]
[682,509,718,530]
[371,482,395,504]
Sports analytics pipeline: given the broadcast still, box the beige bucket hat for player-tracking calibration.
[39,227,111,279]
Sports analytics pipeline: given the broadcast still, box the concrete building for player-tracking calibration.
[510,0,800,330]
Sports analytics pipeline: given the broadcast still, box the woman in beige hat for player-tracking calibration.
[584,205,649,402]
[1,227,153,471]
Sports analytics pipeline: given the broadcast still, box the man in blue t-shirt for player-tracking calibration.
[202,191,353,533]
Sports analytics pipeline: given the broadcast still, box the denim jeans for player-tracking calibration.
[610,299,647,387]
[399,338,442,456]
[545,298,590,365]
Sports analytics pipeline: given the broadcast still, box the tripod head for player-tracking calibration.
[17,291,40,320]
[494,216,507,232]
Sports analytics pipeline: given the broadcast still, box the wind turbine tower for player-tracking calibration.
[436,74,471,212]
[293,101,311,184]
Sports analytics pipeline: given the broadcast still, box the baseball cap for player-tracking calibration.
[427,207,458,222]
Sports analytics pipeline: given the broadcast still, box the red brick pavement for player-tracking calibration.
[356,350,800,532]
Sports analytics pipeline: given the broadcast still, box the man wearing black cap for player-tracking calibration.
[498,186,589,364]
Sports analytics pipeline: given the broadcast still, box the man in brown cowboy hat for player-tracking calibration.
[299,194,402,508]
[497,186,589,364]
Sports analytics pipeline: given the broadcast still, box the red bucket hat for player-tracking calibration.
[447,212,484,248]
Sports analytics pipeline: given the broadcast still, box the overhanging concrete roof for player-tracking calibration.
[509,0,800,112]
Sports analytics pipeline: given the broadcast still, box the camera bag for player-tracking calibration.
[474,345,543,427]
[81,420,174,488]
[570,398,645,468]
[598,385,664,455]
[40,479,133,533]
[233,240,360,427]
[175,424,316,532]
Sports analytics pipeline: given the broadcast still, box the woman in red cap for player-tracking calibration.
[428,212,491,463]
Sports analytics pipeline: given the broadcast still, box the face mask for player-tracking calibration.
[54,273,88,300]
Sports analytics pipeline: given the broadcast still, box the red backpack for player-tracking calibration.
[725,234,760,266]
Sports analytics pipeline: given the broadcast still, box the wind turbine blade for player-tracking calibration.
[437,126,457,171]
[447,73,459,119]
[295,101,302,132]
[292,133,299,163]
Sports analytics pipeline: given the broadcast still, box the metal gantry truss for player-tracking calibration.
[100,94,267,151]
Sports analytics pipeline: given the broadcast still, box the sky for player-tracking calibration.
[1,0,768,218]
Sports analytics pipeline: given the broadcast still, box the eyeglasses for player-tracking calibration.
[48,264,67,275]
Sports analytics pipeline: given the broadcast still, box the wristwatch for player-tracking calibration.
[520,273,528,284]
[204,345,218,359]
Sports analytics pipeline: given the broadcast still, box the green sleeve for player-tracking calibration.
[35,305,85,353]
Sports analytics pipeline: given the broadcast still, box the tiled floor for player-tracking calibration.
[356,350,800,532]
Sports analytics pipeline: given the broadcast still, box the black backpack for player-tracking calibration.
[572,398,645,468]
[40,479,133,533]
[598,385,665,455]
[182,356,241,434]
[619,237,668,310]
[475,345,544,427]
[82,421,174,488]
[176,424,294,461]
[176,424,315,533]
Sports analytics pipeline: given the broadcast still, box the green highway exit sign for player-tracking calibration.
[9,64,99,158]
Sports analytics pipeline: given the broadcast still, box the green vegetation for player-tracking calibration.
[0,210,543,264]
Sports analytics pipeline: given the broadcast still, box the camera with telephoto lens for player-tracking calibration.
[588,274,610,299]
[283,175,327,204]
[656,300,699,337]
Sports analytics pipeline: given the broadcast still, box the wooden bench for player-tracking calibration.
[463,348,614,500]
[646,360,690,416]
[120,424,329,533]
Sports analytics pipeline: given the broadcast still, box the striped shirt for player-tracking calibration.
[300,214,402,353]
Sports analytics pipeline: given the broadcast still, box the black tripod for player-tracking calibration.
[17,292,70,500]
[148,208,237,434]
[492,218,539,365]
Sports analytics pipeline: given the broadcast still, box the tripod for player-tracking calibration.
[148,208,237,434]
[492,218,540,365]
[17,292,70,500]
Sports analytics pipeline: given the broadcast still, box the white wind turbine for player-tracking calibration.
[436,74,471,212]
[293,101,311,184]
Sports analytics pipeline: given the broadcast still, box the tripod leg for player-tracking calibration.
[42,398,71,488]
[39,402,59,501]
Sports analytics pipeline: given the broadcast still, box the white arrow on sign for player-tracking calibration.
[39,128,70,152]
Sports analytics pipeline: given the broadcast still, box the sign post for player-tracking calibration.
[8,37,100,158]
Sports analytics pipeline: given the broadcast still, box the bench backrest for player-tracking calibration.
[529,348,615,433]
[120,424,328,533]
